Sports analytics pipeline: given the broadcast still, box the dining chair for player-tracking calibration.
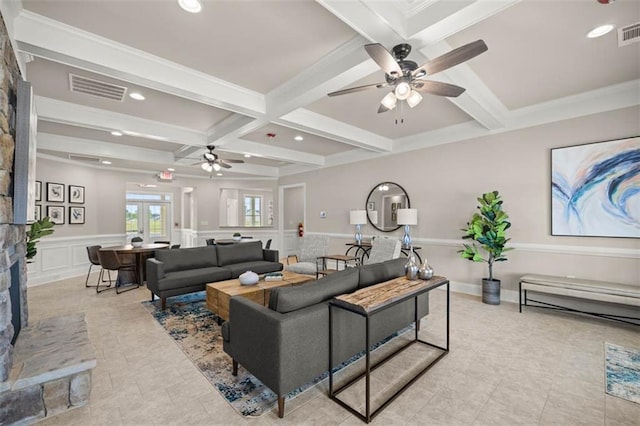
[170,244,181,249]
[206,238,216,245]
[97,250,139,294]
[85,245,110,288]
[154,240,171,245]
[264,239,272,249]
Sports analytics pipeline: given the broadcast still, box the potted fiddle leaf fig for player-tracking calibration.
[459,190,512,305]
[26,216,55,263]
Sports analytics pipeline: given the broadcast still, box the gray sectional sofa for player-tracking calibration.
[146,241,282,309]
[221,257,429,418]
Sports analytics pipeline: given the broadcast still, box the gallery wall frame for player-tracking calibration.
[69,206,85,224]
[69,185,85,204]
[46,182,65,203]
[35,180,41,202]
[551,136,639,238]
[34,205,41,221]
[46,205,64,225]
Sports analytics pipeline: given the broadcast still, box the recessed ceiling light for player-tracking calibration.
[587,24,614,38]
[129,92,145,100]
[101,160,112,165]
[167,168,175,172]
[111,131,123,136]
[216,173,223,176]
[294,135,304,141]
[244,154,252,158]
[178,0,202,13]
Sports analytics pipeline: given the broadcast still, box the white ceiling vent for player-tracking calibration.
[69,74,127,101]
[68,154,102,163]
[618,22,640,47]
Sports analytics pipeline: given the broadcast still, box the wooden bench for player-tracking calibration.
[519,274,640,326]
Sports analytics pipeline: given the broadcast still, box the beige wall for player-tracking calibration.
[279,106,640,292]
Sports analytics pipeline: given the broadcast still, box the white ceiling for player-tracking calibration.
[4,0,639,180]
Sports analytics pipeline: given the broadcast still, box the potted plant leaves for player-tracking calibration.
[26,216,55,263]
[459,190,512,305]
[232,232,242,241]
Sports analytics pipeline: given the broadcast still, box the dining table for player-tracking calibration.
[99,243,169,285]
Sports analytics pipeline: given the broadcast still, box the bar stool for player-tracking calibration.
[97,250,139,294]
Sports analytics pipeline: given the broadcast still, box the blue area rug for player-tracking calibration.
[605,342,640,404]
[142,292,407,416]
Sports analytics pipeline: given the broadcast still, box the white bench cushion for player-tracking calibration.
[520,274,640,306]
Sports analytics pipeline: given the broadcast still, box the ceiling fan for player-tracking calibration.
[328,40,488,113]
[192,145,244,172]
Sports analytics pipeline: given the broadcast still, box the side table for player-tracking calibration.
[316,254,359,278]
[329,275,449,423]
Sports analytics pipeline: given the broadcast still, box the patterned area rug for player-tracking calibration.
[605,342,640,404]
[142,292,407,416]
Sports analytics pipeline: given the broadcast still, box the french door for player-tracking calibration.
[126,192,172,243]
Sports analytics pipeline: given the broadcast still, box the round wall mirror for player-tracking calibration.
[365,182,410,232]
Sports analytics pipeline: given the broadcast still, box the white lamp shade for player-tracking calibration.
[350,210,367,225]
[397,208,418,225]
[369,210,378,224]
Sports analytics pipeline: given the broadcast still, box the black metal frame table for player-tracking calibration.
[329,275,449,423]
[344,242,423,264]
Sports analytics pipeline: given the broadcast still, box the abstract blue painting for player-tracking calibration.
[551,137,640,238]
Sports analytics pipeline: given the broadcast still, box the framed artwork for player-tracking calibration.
[69,206,85,224]
[367,202,375,210]
[34,205,41,221]
[551,136,639,238]
[46,182,65,202]
[35,181,41,202]
[47,205,65,224]
[69,185,85,204]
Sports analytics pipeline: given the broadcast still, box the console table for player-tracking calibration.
[329,275,449,423]
[345,242,423,263]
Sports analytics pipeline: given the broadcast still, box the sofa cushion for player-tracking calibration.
[217,241,264,266]
[284,262,317,276]
[224,261,283,278]
[155,246,217,273]
[269,267,359,313]
[158,267,231,291]
[358,257,406,288]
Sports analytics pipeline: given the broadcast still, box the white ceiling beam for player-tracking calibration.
[276,108,393,152]
[217,140,325,167]
[38,133,175,164]
[36,96,206,146]
[14,10,265,117]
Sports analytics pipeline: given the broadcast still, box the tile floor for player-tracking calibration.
[28,274,639,425]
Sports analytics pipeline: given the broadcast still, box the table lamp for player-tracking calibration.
[350,210,367,245]
[397,208,418,248]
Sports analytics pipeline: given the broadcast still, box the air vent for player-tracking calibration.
[618,22,640,47]
[68,154,101,163]
[69,74,127,101]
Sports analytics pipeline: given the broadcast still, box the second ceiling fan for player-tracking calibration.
[328,40,488,113]
[192,145,244,172]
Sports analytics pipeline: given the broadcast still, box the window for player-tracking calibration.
[244,195,262,226]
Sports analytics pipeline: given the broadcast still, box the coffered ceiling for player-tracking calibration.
[3,0,639,180]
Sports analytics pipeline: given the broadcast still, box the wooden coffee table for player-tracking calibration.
[206,271,315,322]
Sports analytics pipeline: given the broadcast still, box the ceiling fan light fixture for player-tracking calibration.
[213,163,221,172]
[395,81,411,100]
[178,0,202,13]
[381,92,397,110]
[201,162,213,172]
[407,90,423,108]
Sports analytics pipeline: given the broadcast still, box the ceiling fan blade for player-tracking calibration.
[216,160,232,169]
[223,159,244,164]
[377,103,390,114]
[365,43,402,76]
[328,82,387,97]
[191,161,205,166]
[414,80,466,97]
[413,39,487,78]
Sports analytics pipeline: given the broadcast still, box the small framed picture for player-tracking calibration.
[69,185,85,204]
[367,202,375,210]
[46,182,65,202]
[47,205,65,224]
[34,205,41,221]
[35,181,42,202]
[69,206,85,224]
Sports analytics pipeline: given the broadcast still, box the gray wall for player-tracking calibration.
[278,106,640,292]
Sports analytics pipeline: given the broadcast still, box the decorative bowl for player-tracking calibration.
[239,271,259,285]
[131,241,143,248]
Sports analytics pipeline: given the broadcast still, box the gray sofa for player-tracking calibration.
[221,257,429,418]
[146,241,282,309]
